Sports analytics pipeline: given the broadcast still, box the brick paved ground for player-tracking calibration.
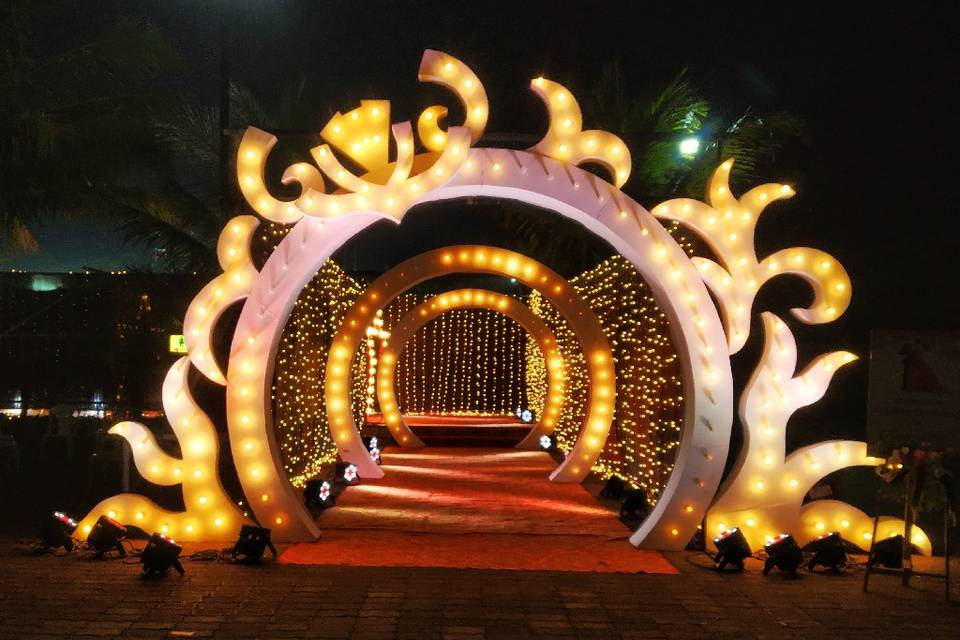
[2,539,958,639]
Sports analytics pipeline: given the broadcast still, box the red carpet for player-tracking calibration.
[364,414,522,426]
[280,447,677,574]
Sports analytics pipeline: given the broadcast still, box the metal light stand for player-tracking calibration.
[862,477,953,601]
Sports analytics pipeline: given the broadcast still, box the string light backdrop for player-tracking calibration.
[529,254,684,504]
[268,257,532,486]
[384,304,528,416]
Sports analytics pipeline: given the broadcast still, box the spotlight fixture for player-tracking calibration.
[39,512,77,553]
[538,435,553,451]
[519,409,534,424]
[304,479,336,510]
[762,534,803,575]
[805,531,847,572]
[868,534,906,569]
[231,525,277,563]
[713,528,751,571]
[140,532,184,577]
[86,515,127,557]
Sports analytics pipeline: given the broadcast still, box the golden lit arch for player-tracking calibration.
[325,246,616,484]
[376,288,566,451]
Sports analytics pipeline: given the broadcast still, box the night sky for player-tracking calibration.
[5,0,957,338]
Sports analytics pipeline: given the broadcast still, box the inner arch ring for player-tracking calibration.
[225,147,732,547]
[325,246,616,484]
[376,289,567,452]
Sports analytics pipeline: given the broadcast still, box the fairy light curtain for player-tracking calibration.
[381,301,528,416]
[271,262,529,486]
[529,254,684,504]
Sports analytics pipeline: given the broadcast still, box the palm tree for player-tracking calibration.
[0,1,180,262]
[507,62,807,271]
[101,78,328,273]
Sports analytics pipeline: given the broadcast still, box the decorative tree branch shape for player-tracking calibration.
[76,357,248,541]
[652,161,852,354]
[705,313,931,554]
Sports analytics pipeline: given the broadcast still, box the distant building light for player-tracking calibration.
[169,335,188,354]
[30,275,63,292]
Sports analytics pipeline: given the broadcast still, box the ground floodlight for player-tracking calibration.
[762,534,803,575]
[520,408,534,423]
[538,435,553,451]
[140,533,184,577]
[805,531,847,572]
[869,534,906,569]
[231,525,277,563]
[713,528,752,571]
[39,512,77,553]
[86,515,127,557]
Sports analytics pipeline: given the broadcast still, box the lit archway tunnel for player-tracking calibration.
[324,245,616,484]
[376,288,565,451]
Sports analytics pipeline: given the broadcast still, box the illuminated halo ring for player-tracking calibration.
[376,289,566,451]
[226,147,732,545]
[326,247,615,483]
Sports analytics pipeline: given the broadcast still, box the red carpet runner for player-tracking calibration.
[280,447,677,573]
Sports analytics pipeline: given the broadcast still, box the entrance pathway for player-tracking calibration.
[280,447,675,573]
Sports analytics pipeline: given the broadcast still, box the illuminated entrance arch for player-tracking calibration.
[80,49,921,555]
[325,247,615,483]
[376,289,567,452]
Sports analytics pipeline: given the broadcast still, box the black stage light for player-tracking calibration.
[762,533,803,575]
[304,479,336,509]
[619,488,649,522]
[805,532,847,572]
[713,528,752,571]
[519,408,534,424]
[231,525,277,563]
[39,512,78,553]
[86,515,127,557]
[538,435,554,452]
[140,533,184,577]
[868,534,906,569]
